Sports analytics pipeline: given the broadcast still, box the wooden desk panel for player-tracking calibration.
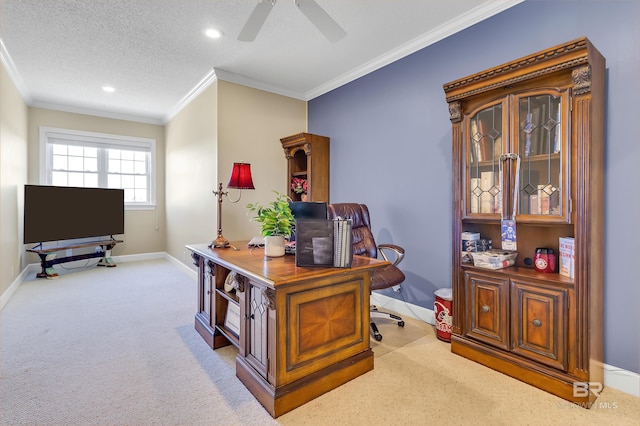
[186,242,387,417]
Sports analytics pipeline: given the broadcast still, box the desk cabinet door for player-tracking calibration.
[201,260,214,322]
[245,281,271,379]
[465,272,510,350]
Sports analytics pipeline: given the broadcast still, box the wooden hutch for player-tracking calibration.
[280,132,330,202]
[443,37,605,407]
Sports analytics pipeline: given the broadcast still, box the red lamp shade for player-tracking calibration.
[227,162,255,189]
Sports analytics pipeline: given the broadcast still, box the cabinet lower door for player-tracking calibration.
[465,272,509,350]
[201,260,214,321]
[245,281,270,379]
[510,280,567,371]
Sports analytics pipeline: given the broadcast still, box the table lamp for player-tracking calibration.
[210,162,255,248]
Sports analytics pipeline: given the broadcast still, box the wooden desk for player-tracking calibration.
[186,242,387,417]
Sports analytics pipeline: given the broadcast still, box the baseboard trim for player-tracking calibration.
[370,292,640,398]
[162,252,197,279]
[370,291,435,325]
[3,259,638,397]
[0,264,36,311]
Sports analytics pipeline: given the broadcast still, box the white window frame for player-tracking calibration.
[39,126,156,210]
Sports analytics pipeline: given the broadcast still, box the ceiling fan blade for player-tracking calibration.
[295,0,346,43]
[238,0,276,42]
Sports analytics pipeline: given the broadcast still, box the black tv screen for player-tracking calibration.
[24,185,125,244]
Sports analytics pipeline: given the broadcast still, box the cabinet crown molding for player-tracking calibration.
[443,37,595,103]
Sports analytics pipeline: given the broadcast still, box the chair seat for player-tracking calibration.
[371,264,405,291]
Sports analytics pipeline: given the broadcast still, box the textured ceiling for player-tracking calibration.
[1,0,522,124]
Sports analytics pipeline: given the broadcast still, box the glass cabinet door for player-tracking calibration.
[514,90,569,221]
[466,101,505,217]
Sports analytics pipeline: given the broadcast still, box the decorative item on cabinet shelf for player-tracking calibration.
[291,177,308,201]
[534,248,557,273]
[461,232,492,253]
[470,250,517,270]
[246,191,294,257]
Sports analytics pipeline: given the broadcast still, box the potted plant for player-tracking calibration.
[246,191,294,257]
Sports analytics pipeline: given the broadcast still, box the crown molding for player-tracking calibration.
[163,68,219,123]
[2,0,523,122]
[2,38,164,125]
[0,38,32,104]
[29,99,165,125]
[304,0,525,100]
[213,68,307,101]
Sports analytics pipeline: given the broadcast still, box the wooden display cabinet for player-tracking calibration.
[280,132,330,202]
[443,37,605,407]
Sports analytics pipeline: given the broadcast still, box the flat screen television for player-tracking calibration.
[24,185,125,244]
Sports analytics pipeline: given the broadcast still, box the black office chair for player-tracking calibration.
[327,203,405,341]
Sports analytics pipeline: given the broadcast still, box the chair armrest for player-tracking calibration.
[378,243,405,267]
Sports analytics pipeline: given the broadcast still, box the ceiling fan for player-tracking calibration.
[238,0,346,43]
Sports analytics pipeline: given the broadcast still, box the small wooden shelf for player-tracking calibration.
[281,132,330,202]
[461,264,574,286]
[215,288,239,304]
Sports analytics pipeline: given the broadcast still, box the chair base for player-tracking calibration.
[370,305,405,341]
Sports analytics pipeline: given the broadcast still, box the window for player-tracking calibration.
[40,127,156,209]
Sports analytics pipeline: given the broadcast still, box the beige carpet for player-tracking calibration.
[1,259,638,425]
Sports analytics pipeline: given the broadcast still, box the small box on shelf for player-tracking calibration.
[471,250,518,270]
[461,232,480,241]
[463,238,492,252]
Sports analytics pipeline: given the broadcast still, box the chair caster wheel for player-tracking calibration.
[398,321,405,327]
[374,334,383,341]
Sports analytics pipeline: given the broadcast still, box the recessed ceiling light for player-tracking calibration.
[204,28,224,39]
[102,86,115,93]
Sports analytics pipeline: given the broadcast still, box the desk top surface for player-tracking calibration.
[186,241,388,287]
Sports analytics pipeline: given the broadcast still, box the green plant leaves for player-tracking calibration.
[246,191,294,237]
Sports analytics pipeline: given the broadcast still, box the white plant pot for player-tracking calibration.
[264,235,285,257]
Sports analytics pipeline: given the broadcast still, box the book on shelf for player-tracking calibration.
[537,184,553,215]
[470,178,480,213]
[224,302,241,337]
[559,237,575,278]
[480,171,499,214]
[295,218,353,268]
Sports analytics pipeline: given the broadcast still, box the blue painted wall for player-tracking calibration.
[309,0,639,374]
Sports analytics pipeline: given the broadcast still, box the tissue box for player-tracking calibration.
[471,250,517,270]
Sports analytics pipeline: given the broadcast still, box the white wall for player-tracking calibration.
[0,61,28,298]
[165,79,307,265]
[217,80,307,241]
[165,81,219,263]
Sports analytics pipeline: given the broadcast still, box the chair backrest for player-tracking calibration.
[326,203,378,258]
[327,203,405,290]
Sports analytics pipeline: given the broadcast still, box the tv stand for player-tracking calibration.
[27,239,123,279]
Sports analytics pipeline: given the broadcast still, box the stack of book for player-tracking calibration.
[295,219,353,268]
